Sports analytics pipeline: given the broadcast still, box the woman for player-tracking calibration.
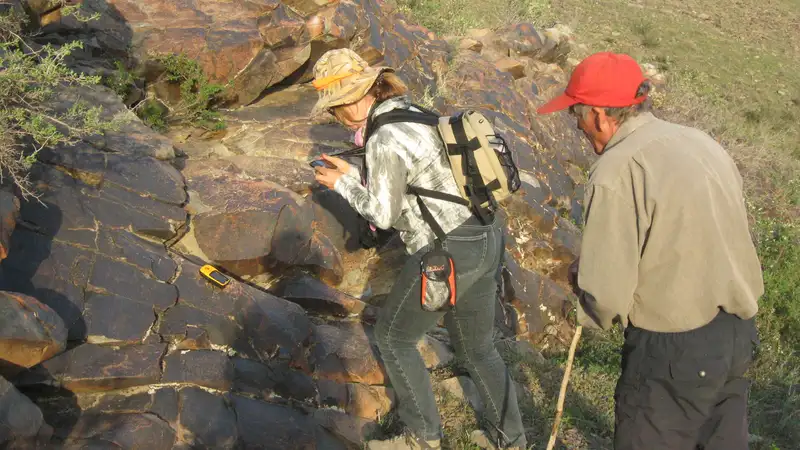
[311,49,526,450]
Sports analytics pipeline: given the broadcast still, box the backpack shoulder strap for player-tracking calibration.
[364,107,440,142]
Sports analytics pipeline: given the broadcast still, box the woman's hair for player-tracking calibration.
[367,71,408,102]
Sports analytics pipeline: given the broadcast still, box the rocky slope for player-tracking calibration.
[0,0,592,447]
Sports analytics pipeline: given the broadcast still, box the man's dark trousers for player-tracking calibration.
[614,309,759,450]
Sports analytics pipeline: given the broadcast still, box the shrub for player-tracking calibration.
[144,53,227,131]
[0,4,118,198]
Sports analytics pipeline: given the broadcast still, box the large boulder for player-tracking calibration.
[0,292,67,378]
[0,376,47,445]
[177,159,344,284]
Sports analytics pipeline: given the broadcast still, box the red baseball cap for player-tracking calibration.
[537,52,648,114]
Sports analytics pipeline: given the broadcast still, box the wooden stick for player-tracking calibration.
[546,325,583,450]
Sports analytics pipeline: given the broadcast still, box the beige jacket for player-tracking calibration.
[577,112,763,332]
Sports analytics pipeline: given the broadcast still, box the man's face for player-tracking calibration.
[570,106,618,155]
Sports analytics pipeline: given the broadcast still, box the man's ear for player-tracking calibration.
[592,107,615,132]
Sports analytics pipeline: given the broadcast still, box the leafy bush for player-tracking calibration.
[0,4,117,197]
[144,53,227,131]
[103,60,136,99]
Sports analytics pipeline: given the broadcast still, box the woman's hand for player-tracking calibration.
[315,166,343,189]
[314,154,351,189]
[321,154,351,174]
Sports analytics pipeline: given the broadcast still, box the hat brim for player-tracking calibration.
[537,93,579,115]
[311,67,393,116]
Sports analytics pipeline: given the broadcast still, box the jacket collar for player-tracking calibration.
[604,112,657,151]
[370,96,410,118]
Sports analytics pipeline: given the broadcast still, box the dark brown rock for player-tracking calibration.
[552,217,581,263]
[24,343,165,393]
[63,413,176,449]
[162,350,234,391]
[78,387,180,425]
[270,273,371,317]
[0,189,19,262]
[443,52,531,130]
[312,408,380,449]
[51,86,175,160]
[232,394,346,450]
[498,22,545,58]
[0,376,45,443]
[232,357,316,403]
[96,229,177,282]
[495,57,526,79]
[317,380,394,420]
[220,119,352,162]
[176,387,237,449]
[225,155,317,195]
[309,322,387,385]
[259,3,308,48]
[103,0,313,107]
[0,229,94,341]
[88,255,177,311]
[171,260,312,369]
[82,292,155,344]
[182,160,343,281]
[501,255,573,344]
[155,303,236,351]
[233,283,312,369]
[0,292,67,376]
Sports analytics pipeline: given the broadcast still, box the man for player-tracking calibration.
[538,52,764,450]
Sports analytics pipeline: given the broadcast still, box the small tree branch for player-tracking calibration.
[546,325,583,450]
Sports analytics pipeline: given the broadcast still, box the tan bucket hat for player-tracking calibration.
[311,48,392,116]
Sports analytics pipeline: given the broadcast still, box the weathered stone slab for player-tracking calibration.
[82,293,155,344]
[176,387,237,449]
[232,357,316,403]
[162,350,234,391]
[225,155,317,195]
[63,413,176,449]
[270,274,371,317]
[0,376,45,444]
[232,395,323,449]
[501,255,573,343]
[155,303,236,351]
[24,343,165,393]
[233,283,312,368]
[312,408,380,449]
[50,85,176,160]
[318,380,394,420]
[0,230,94,341]
[96,229,177,282]
[0,291,67,377]
[88,255,177,311]
[309,323,386,385]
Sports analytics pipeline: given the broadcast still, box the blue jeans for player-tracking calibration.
[374,215,527,447]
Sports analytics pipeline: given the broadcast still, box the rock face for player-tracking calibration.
[0,0,596,447]
[0,189,19,262]
[0,292,67,377]
[0,376,46,445]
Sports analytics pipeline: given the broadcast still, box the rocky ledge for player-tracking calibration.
[0,0,594,448]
